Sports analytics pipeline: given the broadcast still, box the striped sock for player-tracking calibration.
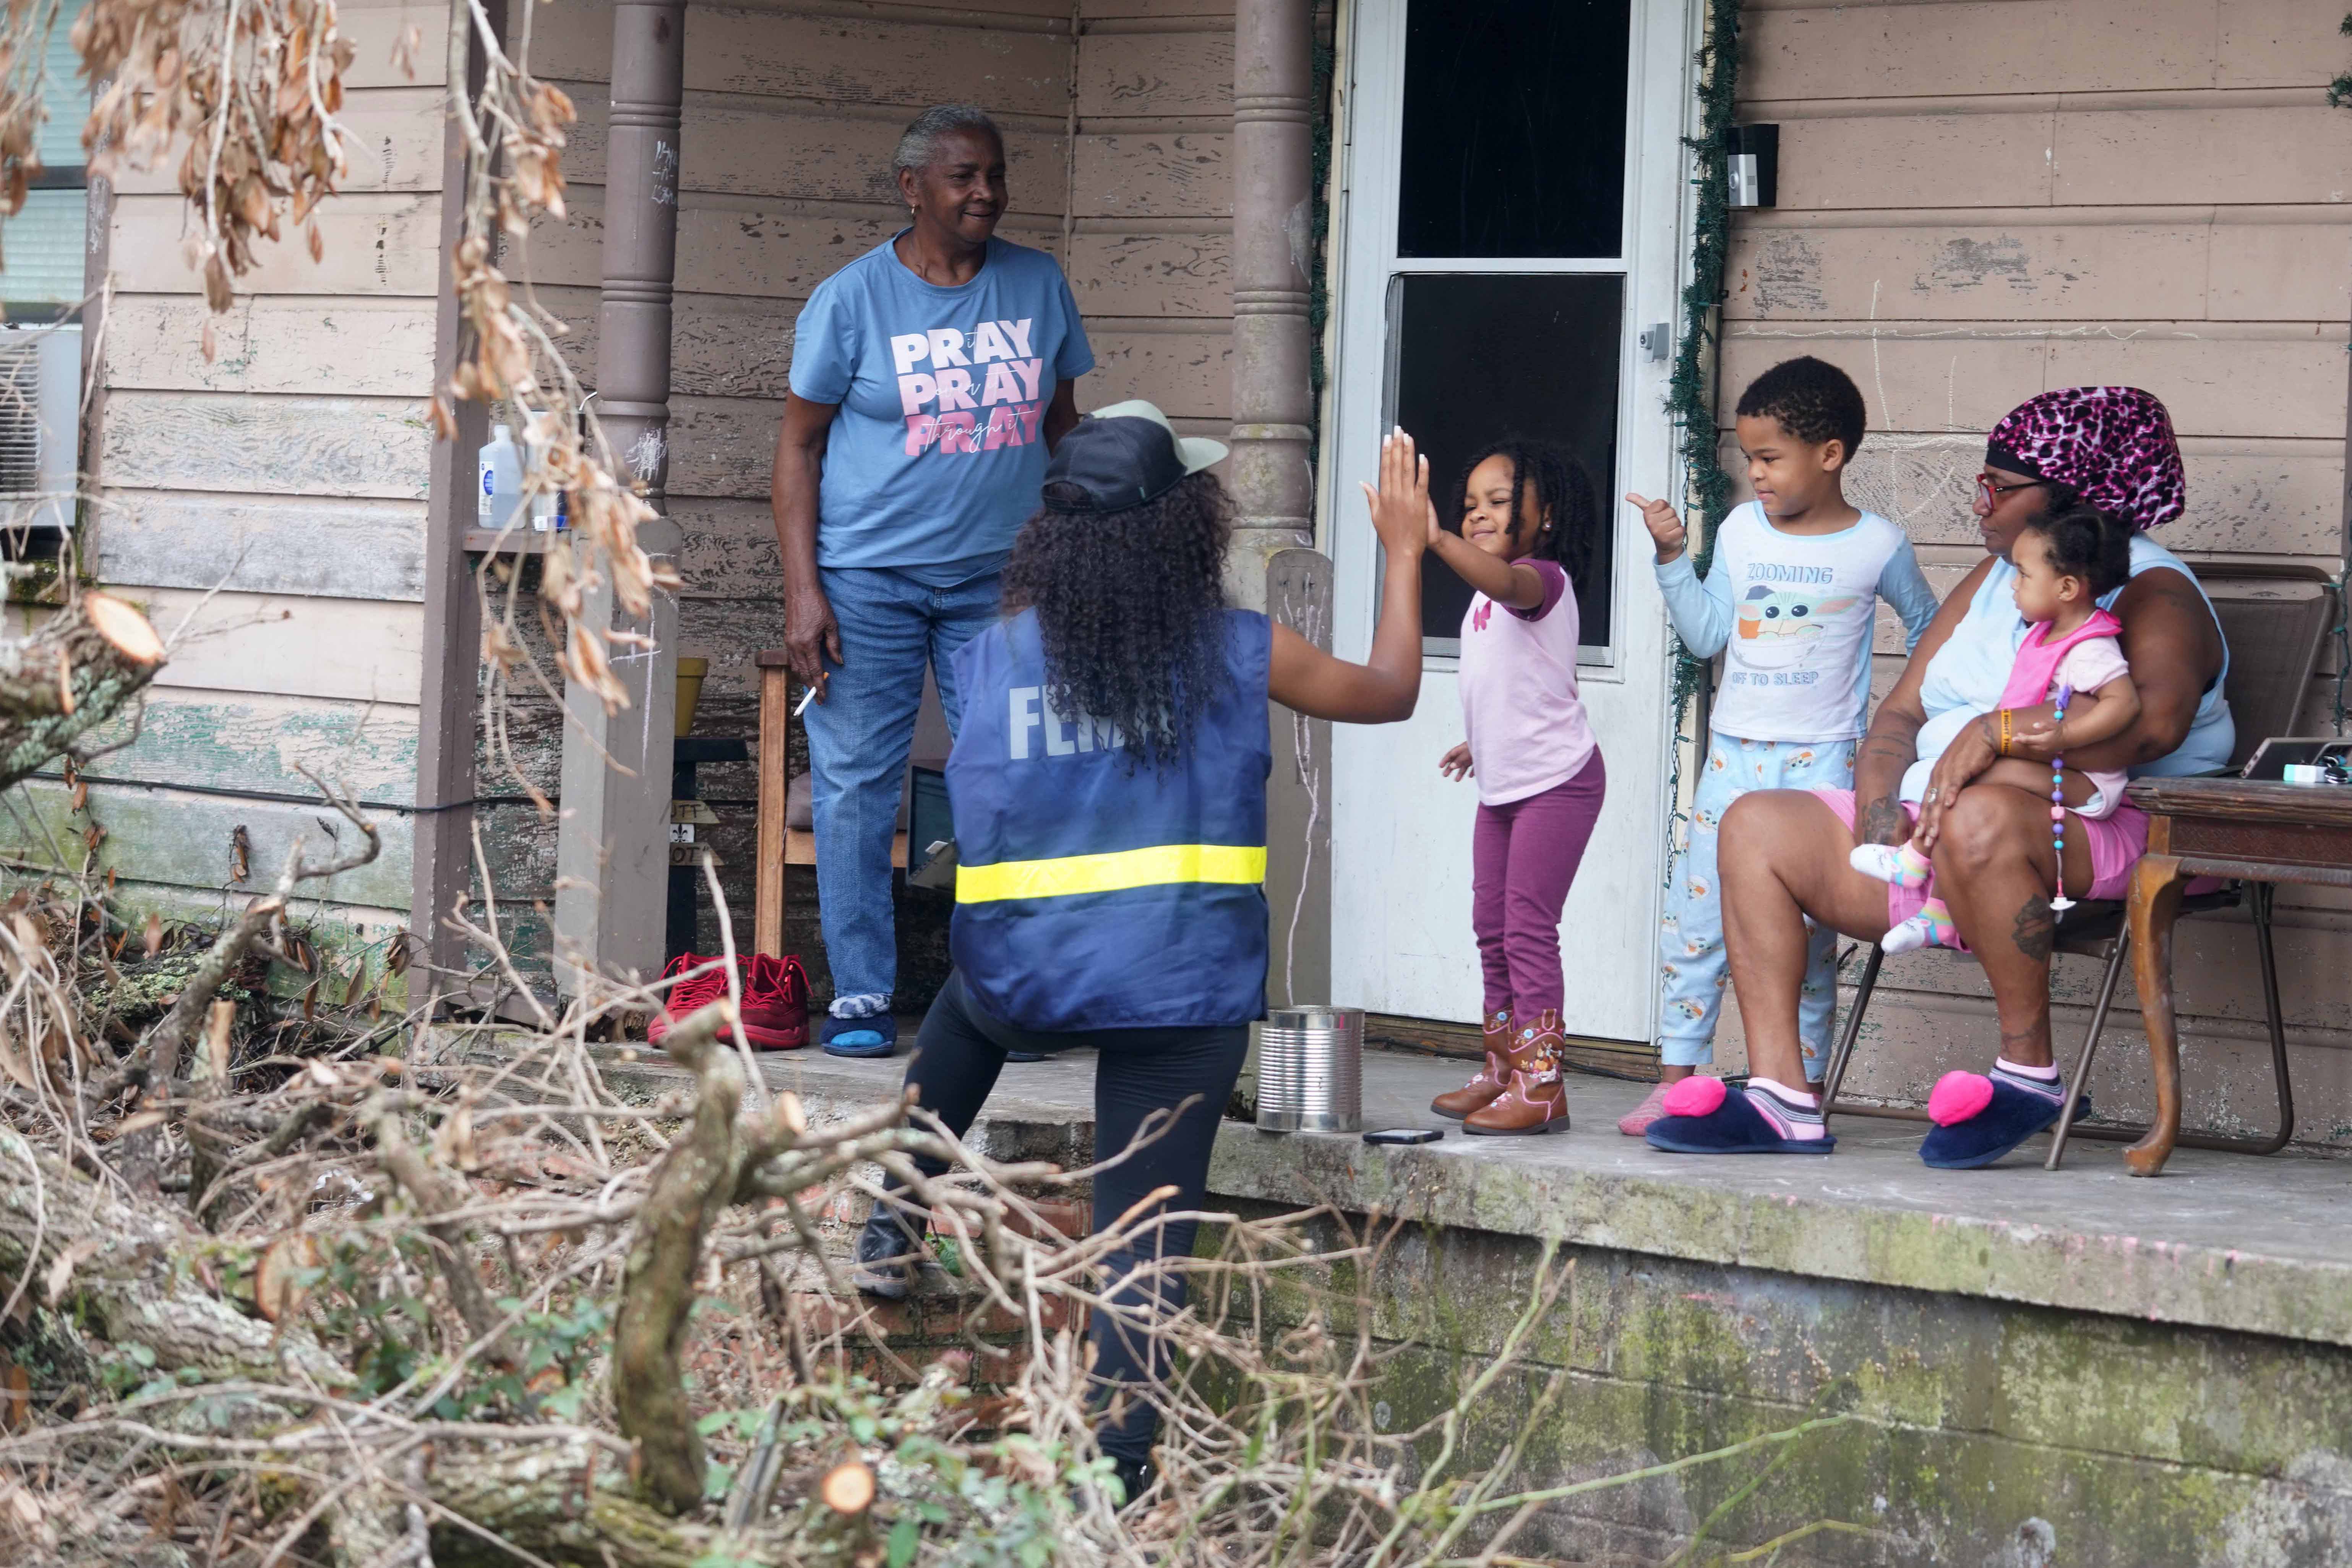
[1745,1077,1827,1142]
[1992,1057,2063,1102]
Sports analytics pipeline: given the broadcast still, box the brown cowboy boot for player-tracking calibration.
[1431,1008,1514,1120]
[1462,1010,1570,1136]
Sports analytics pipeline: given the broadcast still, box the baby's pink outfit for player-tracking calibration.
[1999,610,2130,817]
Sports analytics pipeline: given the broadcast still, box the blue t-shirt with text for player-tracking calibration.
[789,235,1094,572]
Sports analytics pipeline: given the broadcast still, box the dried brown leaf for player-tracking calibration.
[431,1103,479,1172]
[254,1232,320,1324]
[42,1238,100,1306]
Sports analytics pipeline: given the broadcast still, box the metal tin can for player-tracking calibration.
[1254,1006,1364,1133]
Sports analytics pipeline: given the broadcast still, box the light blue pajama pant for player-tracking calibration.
[1657,734,1856,1081]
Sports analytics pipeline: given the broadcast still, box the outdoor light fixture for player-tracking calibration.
[1725,123,1778,208]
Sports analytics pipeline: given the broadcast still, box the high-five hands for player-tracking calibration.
[1624,492,1687,564]
[1361,427,1435,563]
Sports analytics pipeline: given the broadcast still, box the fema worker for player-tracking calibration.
[853,403,1436,1505]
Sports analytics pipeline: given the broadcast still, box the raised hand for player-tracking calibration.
[1438,742,1474,782]
[1360,427,1433,564]
[1625,491,1687,563]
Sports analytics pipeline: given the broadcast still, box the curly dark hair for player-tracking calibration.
[1002,470,1233,769]
[1734,355,1867,458]
[1455,437,1600,590]
[2021,501,2132,599]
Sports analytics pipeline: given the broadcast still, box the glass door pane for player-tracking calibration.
[1389,272,1621,651]
[1396,0,1631,259]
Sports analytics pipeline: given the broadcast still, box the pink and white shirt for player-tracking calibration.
[1458,560,1599,806]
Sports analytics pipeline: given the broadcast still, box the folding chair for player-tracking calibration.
[1817,563,2338,1167]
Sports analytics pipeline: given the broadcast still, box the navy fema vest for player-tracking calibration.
[947,606,1272,1031]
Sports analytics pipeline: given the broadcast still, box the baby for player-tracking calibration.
[1850,504,2141,952]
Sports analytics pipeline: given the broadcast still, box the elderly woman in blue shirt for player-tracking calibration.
[770,104,1092,1056]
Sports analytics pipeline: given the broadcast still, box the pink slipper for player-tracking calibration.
[1617,1080,1677,1136]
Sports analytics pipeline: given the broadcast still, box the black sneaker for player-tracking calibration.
[1111,1456,1154,1511]
[850,1202,929,1300]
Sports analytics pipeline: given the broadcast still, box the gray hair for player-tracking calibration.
[891,104,1004,179]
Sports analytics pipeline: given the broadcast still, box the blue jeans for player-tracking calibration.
[802,566,1001,1016]
[1658,735,1853,1080]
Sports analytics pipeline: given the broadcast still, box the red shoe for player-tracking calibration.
[649,953,734,1047]
[741,953,810,1049]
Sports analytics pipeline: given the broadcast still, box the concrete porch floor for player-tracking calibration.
[609,1038,2352,1354]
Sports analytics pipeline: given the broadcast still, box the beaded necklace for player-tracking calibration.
[2047,682,2076,920]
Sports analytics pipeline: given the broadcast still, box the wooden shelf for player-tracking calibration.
[464,528,567,554]
[782,829,906,869]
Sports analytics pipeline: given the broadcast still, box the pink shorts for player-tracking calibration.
[1812,788,2149,948]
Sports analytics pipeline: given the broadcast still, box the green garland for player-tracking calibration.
[1667,0,1744,716]
[2332,14,2352,731]
[1656,0,1745,922]
[1309,33,1335,425]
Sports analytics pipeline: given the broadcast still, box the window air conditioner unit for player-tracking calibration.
[0,324,79,531]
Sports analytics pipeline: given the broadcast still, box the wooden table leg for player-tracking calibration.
[2124,852,2192,1177]
[754,662,789,960]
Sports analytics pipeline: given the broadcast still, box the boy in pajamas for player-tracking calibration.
[1621,357,1939,1132]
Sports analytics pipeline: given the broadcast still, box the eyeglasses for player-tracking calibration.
[1975,474,2050,509]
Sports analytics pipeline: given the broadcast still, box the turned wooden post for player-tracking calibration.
[555,0,687,993]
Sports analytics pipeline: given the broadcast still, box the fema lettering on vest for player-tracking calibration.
[1007,686,1123,759]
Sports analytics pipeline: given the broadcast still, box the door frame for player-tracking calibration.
[1318,0,1705,1039]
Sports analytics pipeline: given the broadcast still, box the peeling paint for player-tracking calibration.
[1750,231,1828,316]
[1917,235,2035,296]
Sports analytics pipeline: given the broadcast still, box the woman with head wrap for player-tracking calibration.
[1645,387,2232,1169]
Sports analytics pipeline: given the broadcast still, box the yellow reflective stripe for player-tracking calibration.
[956,843,1267,904]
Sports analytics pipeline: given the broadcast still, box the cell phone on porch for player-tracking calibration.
[1363,1128,1442,1145]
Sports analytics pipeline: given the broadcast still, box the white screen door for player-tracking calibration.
[1325,0,1697,1041]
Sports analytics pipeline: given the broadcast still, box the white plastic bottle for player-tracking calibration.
[477,424,522,531]
[529,477,560,533]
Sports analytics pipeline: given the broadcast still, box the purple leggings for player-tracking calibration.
[1472,752,1607,1020]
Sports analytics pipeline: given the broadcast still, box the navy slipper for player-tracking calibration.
[1917,1072,2081,1169]
[1643,1077,1835,1156]
[822,1012,899,1059]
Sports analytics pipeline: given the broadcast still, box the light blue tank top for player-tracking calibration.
[1900,535,2232,803]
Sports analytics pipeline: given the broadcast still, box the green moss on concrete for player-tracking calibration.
[1216,1193,2352,1563]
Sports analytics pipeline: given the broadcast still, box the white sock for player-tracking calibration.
[1849,843,1906,884]
[1745,1076,1826,1141]
[1881,914,1936,955]
[1993,1057,2062,1099]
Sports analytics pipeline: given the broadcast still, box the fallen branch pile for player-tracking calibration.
[0,773,1867,1567]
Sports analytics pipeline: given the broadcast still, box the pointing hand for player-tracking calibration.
[1625,492,1687,564]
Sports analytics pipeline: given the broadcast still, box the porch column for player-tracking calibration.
[1228,0,1316,609]
[554,0,686,994]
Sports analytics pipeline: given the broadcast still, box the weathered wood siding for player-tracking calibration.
[1713,0,2352,1145]
[68,0,445,947]
[1069,0,1236,446]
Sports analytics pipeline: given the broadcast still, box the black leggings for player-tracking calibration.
[893,969,1250,1464]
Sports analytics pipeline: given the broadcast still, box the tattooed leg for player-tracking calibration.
[2009,895,2056,964]
[1856,794,1911,848]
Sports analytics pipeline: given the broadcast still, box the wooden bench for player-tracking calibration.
[752,650,908,959]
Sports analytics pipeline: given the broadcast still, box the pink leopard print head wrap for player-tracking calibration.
[1985,386,2186,532]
